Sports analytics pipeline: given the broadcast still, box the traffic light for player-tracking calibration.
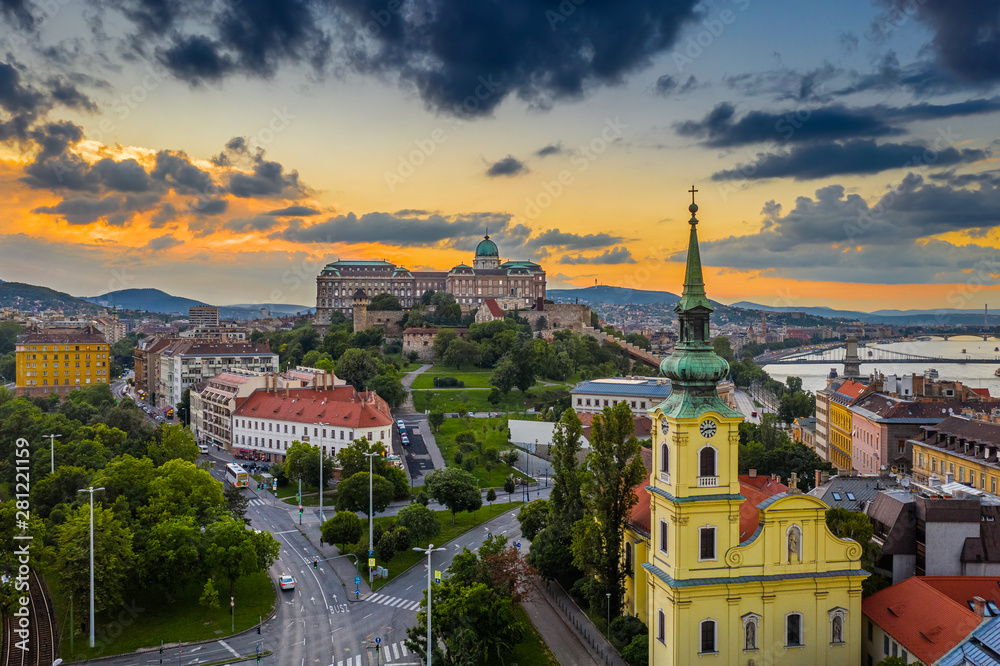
[299,505,303,514]
[375,644,380,654]
[313,557,318,569]
[256,655,261,664]
[257,625,261,634]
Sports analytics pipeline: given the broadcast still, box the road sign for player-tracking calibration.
[434,570,441,582]
[368,557,375,567]
[368,549,374,557]
[230,597,234,607]
[515,541,521,550]
[355,589,360,595]
[355,576,362,585]
[375,637,381,645]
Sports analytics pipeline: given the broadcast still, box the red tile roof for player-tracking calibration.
[484,299,504,318]
[628,448,654,536]
[234,387,393,429]
[921,576,1000,609]
[863,576,984,665]
[738,474,788,542]
[836,380,866,400]
[972,387,992,398]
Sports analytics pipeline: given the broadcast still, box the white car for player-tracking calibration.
[198,444,209,454]
[279,575,296,590]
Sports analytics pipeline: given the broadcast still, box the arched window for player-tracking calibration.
[660,442,669,474]
[786,613,803,647]
[699,446,717,478]
[700,620,717,654]
[657,610,665,643]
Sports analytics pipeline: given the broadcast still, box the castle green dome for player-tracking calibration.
[475,235,499,257]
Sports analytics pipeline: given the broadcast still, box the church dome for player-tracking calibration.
[475,235,499,257]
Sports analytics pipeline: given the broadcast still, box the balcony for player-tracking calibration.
[696,476,719,488]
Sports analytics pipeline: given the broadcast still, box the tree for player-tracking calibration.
[142,515,204,588]
[428,411,445,433]
[425,467,482,524]
[57,503,137,629]
[147,423,198,466]
[337,437,389,478]
[442,338,480,369]
[396,503,441,543]
[224,484,250,524]
[336,472,394,515]
[337,348,381,390]
[433,329,458,361]
[199,578,220,610]
[352,327,385,349]
[622,634,649,666]
[486,488,496,505]
[711,336,736,362]
[549,408,585,529]
[177,387,192,426]
[321,511,365,550]
[517,499,549,541]
[572,402,646,617]
[490,357,518,396]
[205,516,281,595]
[368,374,408,409]
[368,293,402,310]
[826,508,888,596]
[504,476,516,502]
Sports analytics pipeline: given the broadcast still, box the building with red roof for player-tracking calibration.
[862,576,998,665]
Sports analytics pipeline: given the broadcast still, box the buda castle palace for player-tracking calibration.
[314,235,546,324]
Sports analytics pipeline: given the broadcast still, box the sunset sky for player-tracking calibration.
[0,0,998,311]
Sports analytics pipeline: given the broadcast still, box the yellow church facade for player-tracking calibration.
[631,194,867,665]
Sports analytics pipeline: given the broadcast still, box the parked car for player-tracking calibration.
[401,435,409,446]
[198,444,209,455]
[279,575,296,590]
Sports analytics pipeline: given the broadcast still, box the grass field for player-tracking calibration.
[370,502,520,590]
[410,367,494,389]
[51,570,275,661]
[280,489,338,506]
[488,604,560,666]
[412,389,493,413]
[432,417,526,487]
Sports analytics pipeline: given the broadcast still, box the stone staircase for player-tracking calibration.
[580,326,662,368]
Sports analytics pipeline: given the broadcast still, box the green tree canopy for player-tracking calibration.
[336,472,394,515]
[368,293,402,311]
[204,516,280,595]
[321,511,364,549]
[425,467,483,524]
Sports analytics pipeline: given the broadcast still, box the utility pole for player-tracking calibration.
[77,486,105,648]
[413,544,445,666]
[46,433,61,474]
[363,451,379,583]
[318,442,325,524]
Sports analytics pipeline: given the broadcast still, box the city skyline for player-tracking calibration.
[0,0,998,311]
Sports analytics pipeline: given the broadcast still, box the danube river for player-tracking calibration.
[763,336,1000,395]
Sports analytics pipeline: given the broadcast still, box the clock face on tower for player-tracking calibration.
[700,419,717,439]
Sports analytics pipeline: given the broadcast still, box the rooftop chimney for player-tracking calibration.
[973,596,987,618]
[749,469,757,478]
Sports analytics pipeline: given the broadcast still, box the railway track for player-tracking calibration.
[1,570,58,666]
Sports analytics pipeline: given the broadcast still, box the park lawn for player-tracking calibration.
[412,389,494,413]
[370,501,521,591]
[411,366,494,389]
[49,569,275,662]
[488,604,560,666]
[434,417,525,487]
[281,489,338,506]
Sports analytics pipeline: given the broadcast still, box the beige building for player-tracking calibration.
[188,306,220,327]
[314,236,545,323]
[153,340,278,410]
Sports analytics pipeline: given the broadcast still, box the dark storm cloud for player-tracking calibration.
[675,99,1000,148]
[190,198,228,215]
[712,140,988,181]
[151,150,215,194]
[332,0,699,117]
[654,74,701,96]
[1,0,36,30]
[228,160,304,198]
[149,202,176,228]
[929,169,1000,188]
[876,0,1000,85]
[689,177,1000,284]
[560,247,636,265]
[160,35,234,83]
[91,158,153,192]
[45,77,98,112]
[485,156,527,178]
[525,229,626,252]
[31,192,158,226]
[278,212,498,244]
[266,205,320,216]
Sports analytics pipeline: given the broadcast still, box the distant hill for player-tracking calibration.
[218,303,315,320]
[549,286,682,305]
[729,301,995,326]
[85,288,208,313]
[0,281,100,313]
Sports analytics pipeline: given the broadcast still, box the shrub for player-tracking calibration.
[622,634,648,666]
[453,450,463,465]
[455,430,477,444]
[392,526,412,551]
[375,532,396,563]
[433,377,465,388]
[462,457,476,472]
[611,616,648,646]
[396,503,440,542]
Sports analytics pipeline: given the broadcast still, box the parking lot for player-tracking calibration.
[396,417,435,484]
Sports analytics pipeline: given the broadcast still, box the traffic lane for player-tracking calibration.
[400,418,434,482]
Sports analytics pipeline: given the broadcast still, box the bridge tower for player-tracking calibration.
[843,335,862,379]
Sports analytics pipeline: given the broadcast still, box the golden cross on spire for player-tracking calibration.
[689,185,698,205]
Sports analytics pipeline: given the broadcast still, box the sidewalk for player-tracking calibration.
[415,416,446,471]
[536,578,628,666]
[523,580,601,666]
[397,363,432,414]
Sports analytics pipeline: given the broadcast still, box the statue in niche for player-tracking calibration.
[745,621,757,650]
[788,526,801,563]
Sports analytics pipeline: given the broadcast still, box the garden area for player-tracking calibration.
[432,416,526,488]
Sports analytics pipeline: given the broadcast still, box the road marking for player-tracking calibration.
[368,594,383,603]
[393,643,400,659]
[363,613,372,619]
[218,640,240,658]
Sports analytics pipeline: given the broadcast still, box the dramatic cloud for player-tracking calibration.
[223,215,282,233]
[712,139,988,181]
[266,205,320,216]
[675,99,1000,148]
[876,0,1000,85]
[692,177,1000,283]
[560,247,637,265]
[145,234,184,252]
[486,156,527,178]
[31,193,159,226]
[723,63,840,102]
[525,229,627,252]
[277,211,508,245]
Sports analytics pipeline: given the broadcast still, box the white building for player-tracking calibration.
[156,340,278,410]
[569,377,674,417]
[232,386,394,462]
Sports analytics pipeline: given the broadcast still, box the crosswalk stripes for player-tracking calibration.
[334,655,362,666]
[248,499,267,506]
[366,593,421,611]
[332,645,406,666]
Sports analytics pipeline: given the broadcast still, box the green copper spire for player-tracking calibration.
[659,188,732,403]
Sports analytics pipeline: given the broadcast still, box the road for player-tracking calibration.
[397,415,436,486]
[734,389,761,423]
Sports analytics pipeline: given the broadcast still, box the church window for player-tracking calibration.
[786,613,803,647]
[699,527,716,560]
[624,542,632,575]
[657,610,665,643]
[699,620,717,653]
[699,446,717,478]
[659,520,668,554]
[660,443,669,475]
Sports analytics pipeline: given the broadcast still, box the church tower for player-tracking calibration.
[643,190,865,665]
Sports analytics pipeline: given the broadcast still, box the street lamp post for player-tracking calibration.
[77,486,105,648]
[413,544,446,666]
[45,433,62,474]
[606,593,611,639]
[363,451,379,583]
[318,439,325,524]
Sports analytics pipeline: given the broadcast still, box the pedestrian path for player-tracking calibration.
[248,498,268,506]
[332,654,362,666]
[366,592,421,611]
[330,641,410,665]
[381,640,411,662]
